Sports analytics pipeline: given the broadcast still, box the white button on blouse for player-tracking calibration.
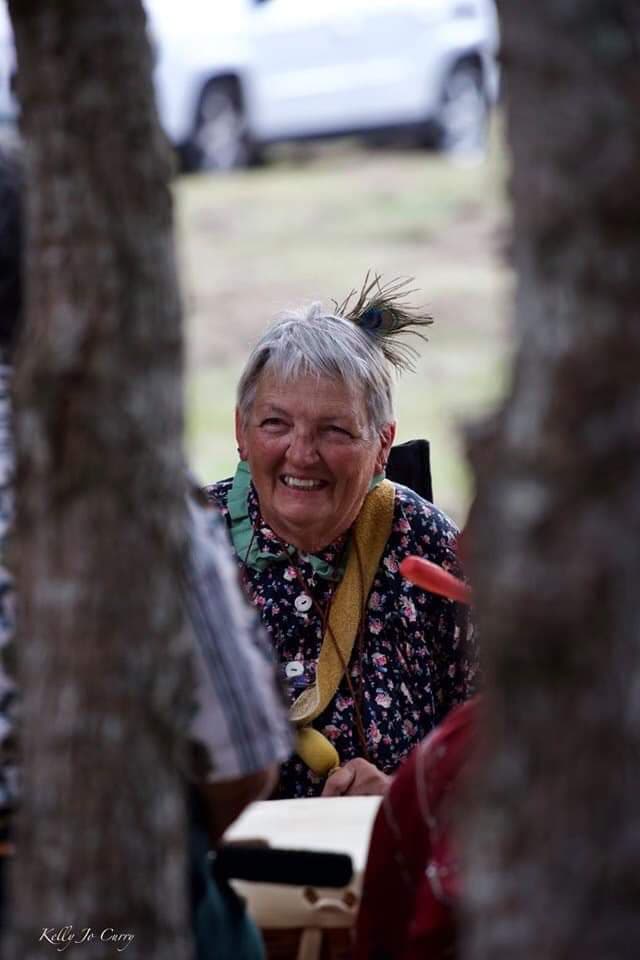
[294,593,312,613]
[285,661,304,679]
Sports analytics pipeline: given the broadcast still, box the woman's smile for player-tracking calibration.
[280,474,328,491]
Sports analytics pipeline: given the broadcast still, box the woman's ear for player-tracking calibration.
[235,408,247,461]
[376,421,397,474]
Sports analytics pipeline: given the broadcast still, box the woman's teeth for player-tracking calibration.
[282,476,324,490]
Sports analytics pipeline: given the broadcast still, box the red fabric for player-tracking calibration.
[355,697,478,960]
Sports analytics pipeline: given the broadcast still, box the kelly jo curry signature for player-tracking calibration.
[40,926,134,952]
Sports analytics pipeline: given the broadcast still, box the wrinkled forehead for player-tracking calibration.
[254,369,368,422]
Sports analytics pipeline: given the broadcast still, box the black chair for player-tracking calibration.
[386,439,433,502]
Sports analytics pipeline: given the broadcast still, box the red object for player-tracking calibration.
[354,698,478,960]
[400,556,472,606]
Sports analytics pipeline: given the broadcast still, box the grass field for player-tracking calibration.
[176,130,513,525]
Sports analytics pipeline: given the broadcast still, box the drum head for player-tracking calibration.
[224,796,382,934]
[225,796,381,873]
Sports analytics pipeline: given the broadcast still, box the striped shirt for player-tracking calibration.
[181,495,293,782]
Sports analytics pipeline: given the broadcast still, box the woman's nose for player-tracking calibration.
[287,429,319,465]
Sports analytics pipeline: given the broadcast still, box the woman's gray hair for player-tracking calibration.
[237,302,395,435]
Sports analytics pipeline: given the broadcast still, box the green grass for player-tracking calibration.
[186,364,242,485]
[178,129,512,525]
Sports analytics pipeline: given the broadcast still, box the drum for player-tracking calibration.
[224,796,382,960]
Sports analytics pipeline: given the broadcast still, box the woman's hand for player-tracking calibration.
[321,758,390,797]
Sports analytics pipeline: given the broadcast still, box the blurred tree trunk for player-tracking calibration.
[7,2,191,957]
[464,2,640,958]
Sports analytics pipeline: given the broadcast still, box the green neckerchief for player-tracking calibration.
[227,460,384,581]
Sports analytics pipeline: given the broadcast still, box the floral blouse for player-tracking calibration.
[205,468,477,799]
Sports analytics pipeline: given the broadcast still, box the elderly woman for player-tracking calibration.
[205,277,477,800]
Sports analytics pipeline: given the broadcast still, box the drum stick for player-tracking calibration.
[400,556,471,606]
[214,844,353,888]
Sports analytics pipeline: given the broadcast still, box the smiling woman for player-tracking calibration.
[236,372,394,554]
[205,276,478,800]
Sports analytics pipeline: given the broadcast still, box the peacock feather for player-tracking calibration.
[332,272,433,373]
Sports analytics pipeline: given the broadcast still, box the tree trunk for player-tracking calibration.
[463,2,640,957]
[7,2,191,957]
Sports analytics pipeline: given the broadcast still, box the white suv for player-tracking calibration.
[148,0,500,171]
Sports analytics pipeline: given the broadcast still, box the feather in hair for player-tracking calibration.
[332,272,432,373]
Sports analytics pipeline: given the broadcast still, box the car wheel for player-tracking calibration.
[436,62,488,156]
[190,80,251,171]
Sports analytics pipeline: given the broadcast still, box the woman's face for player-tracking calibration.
[236,372,395,553]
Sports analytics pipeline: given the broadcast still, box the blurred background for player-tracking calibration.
[0,0,513,525]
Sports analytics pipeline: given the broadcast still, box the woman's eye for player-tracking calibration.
[260,417,286,429]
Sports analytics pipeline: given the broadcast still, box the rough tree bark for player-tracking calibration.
[463,2,640,958]
[7,2,192,957]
